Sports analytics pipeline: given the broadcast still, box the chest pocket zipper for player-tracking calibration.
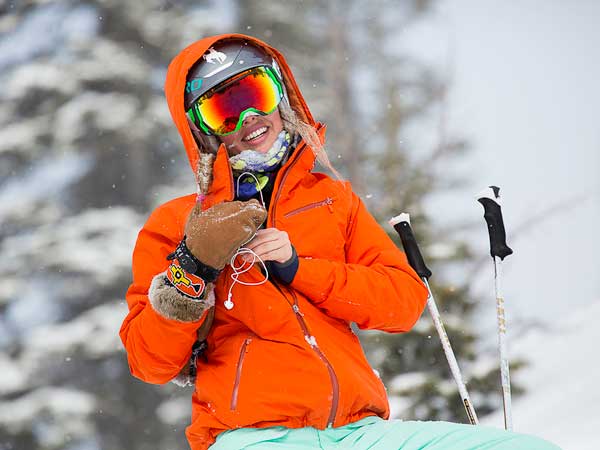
[284,197,335,218]
[230,336,252,410]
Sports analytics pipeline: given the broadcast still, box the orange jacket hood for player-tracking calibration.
[164,33,316,175]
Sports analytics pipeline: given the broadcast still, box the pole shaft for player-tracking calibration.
[494,257,513,430]
[423,279,479,425]
[390,213,478,425]
[478,186,514,430]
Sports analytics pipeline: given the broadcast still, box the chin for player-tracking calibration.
[254,144,272,153]
[251,132,278,153]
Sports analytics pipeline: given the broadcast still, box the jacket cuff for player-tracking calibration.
[267,245,299,284]
[149,272,215,322]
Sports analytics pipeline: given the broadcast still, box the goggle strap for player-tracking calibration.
[187,114,213,143]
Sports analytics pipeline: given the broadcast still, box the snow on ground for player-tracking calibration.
[481,300,600,449]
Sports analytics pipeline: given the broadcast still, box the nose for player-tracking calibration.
[241,113,258,126]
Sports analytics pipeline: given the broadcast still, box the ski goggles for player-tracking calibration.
[187,66,284,136]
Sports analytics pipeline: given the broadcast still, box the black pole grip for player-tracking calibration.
[477,186,513,260]
[390,214,432,279]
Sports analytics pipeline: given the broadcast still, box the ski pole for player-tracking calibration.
[390,213,479,425]
[477,186,514,431]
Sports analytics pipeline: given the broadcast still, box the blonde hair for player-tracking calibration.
[278,100,342,180]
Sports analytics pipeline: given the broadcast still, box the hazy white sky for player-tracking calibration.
[402,0,600,331]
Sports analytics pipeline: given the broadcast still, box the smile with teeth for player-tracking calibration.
[243,127,268,141]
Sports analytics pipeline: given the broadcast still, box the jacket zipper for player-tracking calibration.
[269,145,303,227]
[283,197,335,218]
[267,125,339,425]
[230,336,252,410]
[271,279,340,428]
[269,123,324,227]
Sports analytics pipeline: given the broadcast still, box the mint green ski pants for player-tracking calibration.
[209,416,560,449]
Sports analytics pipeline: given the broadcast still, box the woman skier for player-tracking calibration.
[120,34,560,450]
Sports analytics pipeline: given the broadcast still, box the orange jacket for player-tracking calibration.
[119,34,428,450]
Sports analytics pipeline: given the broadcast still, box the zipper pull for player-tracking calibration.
[292,304,304,316]
[305,335,318,347]
[325,197,334,213]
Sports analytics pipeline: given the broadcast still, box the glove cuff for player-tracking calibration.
[167,238,221,282]
[149,271,215,322]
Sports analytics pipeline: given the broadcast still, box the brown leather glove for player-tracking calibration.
[184,199,267,270]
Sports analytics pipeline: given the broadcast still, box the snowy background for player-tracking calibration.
[405,1,600,448]
[413,0,600,335]
[0,1,598,449]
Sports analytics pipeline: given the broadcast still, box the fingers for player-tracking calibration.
[243,228,293,263]
[244,228,285,249]
[256,247,293,264]
[249,239,287,256]
[245,244,292,264]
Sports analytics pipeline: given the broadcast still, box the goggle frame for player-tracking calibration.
[187,65,285,136]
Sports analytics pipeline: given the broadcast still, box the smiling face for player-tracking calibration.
[219,109,284,155]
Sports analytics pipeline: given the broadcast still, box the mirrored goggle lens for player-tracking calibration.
[192,66,283,135]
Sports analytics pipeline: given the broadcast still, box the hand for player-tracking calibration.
[243,228,293,264]
[185,199,267,269]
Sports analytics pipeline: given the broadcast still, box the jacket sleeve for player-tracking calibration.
[289,190,428,332]
[119,201,213,385]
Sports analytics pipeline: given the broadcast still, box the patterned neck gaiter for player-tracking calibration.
[231,131,292,199]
